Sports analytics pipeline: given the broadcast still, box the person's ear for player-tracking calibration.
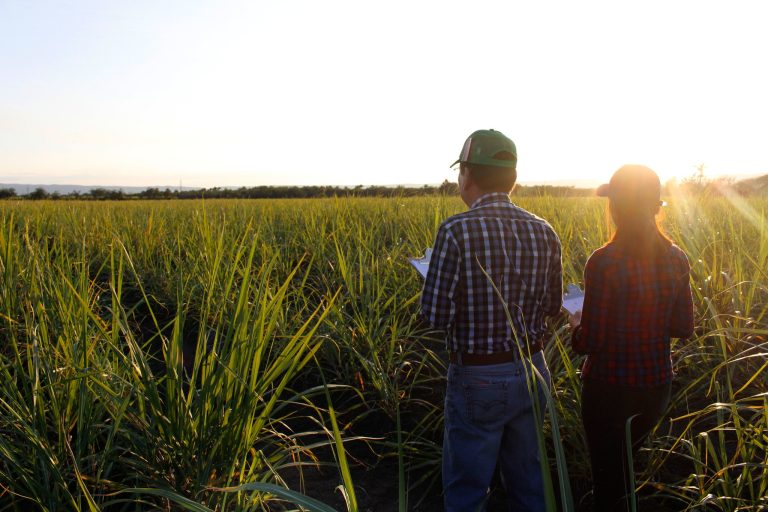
[460,169,474,192]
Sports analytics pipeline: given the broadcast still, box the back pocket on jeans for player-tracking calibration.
[463,378,508,425]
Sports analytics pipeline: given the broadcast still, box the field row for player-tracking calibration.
[0,196,766,511]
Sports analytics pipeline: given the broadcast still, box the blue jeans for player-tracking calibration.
[443,352,551,512]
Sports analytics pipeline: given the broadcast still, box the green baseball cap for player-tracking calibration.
[451,129,517,169]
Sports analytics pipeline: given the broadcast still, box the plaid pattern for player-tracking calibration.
[572,242,695,386]
[420,193,563,354]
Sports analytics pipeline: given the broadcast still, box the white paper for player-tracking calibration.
[562,283,584,314]
[408,248,432,279]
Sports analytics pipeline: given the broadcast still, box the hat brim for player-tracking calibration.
[449,158,517,169]
[597,183,668,207]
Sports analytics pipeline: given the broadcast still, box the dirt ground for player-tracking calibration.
[278,457,527,512]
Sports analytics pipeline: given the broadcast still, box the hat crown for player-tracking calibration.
[599,165,661,207]
[454,129,517,169]
[612,165,659,195]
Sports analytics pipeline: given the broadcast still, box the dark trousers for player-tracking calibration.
[581,380,671,512]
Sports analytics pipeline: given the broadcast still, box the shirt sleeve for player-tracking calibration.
[420,224,460,330]
[670,253,695,339]
[572,253,611,354]
[543,235,563,317]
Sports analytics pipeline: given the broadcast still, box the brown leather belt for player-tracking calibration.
[449,340,544,366]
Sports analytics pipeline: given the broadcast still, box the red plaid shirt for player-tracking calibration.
[572,242,694,386]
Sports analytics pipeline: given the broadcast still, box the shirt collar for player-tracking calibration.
[470,192,512,209]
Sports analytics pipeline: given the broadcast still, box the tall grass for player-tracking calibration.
[0,194,766,510]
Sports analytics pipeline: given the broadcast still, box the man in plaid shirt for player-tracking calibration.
[421,129,562,512]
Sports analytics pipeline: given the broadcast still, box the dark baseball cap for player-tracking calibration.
[597,164,666,207]
[451,129,517,169]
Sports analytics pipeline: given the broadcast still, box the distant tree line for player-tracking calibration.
[5,174,766,201]
[3,181,597,201]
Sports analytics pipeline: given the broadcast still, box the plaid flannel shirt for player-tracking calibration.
[572,242,695,387]
[420,193,563,354]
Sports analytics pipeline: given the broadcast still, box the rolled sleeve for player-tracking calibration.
[670,255,695,339]
[420,225,460,330]
[544,237,564,317]
[572,255,612,354]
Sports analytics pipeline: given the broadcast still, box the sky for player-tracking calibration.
[1,0,767,189]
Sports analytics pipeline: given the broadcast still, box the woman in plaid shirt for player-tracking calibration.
[570,165,694,511]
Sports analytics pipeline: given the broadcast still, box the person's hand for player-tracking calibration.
[568,310,582,330]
